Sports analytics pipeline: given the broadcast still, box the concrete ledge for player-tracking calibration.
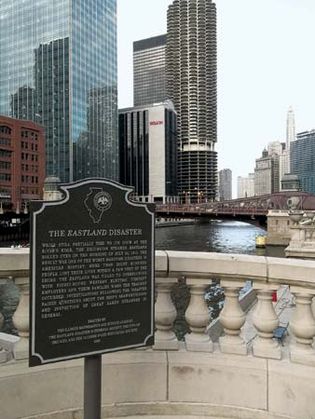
[0,349,310,419]
[22,402,292,419]
[0,351,167,419]
[166,251,267,281]
[269,359,315,418]
[168,351,267,410]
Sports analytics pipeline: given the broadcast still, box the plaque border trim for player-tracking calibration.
[30,178,155,365]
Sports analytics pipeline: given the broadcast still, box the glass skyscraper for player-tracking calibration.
[291,130,315,194]
[0,0,118,182]
[133,35,167,107]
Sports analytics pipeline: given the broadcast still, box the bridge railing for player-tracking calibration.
[156,203,268,216]
[1,249,315,366]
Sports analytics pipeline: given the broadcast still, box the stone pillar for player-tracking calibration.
[0,295,8,362]
[12,276,29,360]
[252,284,281,360]
[185,279,213,352]
[290,286,315,366]
[219,280,247,355]
[154,279,179,350]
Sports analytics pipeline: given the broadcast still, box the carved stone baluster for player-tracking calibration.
[252,284,281,360]
[0,279,7,362]
[219,280,247,355]
[290,286,315,366]
[12,276,29,360]
[185,279,213,352]
[154,279,179,350]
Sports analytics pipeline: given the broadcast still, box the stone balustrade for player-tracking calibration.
[2,249,315,417]
[155,250,315,366]
[2,248,315,365]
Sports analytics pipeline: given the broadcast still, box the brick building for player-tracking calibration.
[0,116,45,212]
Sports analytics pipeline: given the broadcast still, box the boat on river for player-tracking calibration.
[255,235,266,248]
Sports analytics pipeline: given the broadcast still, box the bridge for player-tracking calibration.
[156,191,315,225]
[1,191,315,244]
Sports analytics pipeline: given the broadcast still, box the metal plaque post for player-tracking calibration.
[84,355,102,419]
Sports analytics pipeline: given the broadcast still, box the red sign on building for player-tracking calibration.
[149,120,163,126]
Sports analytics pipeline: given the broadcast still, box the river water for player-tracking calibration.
[156,220,285,257]
[0,220,285,334]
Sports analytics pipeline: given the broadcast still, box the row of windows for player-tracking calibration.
[21,153,38,162]
[0,161,11,170]
[0,150,12,158]
[21,164,39,173]
[21,130,39,140]
[21,141,38,151]
[0,138,11,146]
[0,126,11,134]
[21,175,39,184]
[0,187,11,196]
[21,187,39,195]
[0,173,11,181]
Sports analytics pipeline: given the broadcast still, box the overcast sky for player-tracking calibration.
[117,0,315,195]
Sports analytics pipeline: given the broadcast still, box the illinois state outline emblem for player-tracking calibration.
[84,188,112,223]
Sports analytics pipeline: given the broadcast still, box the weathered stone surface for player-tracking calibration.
[269,359,315,418]
[166,251,267,281]
[155,251,168,276]
[168,351,267,410]
[267,256,315,287]
[102,351,167,403]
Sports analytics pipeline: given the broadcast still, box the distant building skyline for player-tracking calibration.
[118,0,315,198]
[133,34,167,107]
[166,0,217,202]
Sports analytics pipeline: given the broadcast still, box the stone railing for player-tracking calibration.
[2,248,315,366]
[2,248,315,365]
[2,249,315,418]
[0,248,29,361]
[155,250,315,365]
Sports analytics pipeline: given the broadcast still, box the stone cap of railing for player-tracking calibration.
[267,257,315,289]
[165,251,267,282]
[156,251,315,289]
[0,248,29,278]
[2,248,315,290]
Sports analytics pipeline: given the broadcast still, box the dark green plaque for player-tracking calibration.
[29,179,154,366]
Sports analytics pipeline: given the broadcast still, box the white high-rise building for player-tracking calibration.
[283,106,296,177]
[237,174,255,198]
[286,106,296,151]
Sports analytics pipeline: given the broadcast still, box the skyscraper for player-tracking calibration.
[0,0,118,182]
[218,169,232,201]
[286,106,296,151]
[280,106,296,178]
[166,0,217,203]
[237,174,255,198]
[254,149,280,196]
[291,130,315,194]
[119,101,177,202]
[133,35,167,107]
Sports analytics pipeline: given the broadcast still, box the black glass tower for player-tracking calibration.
[133,35,167,107]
